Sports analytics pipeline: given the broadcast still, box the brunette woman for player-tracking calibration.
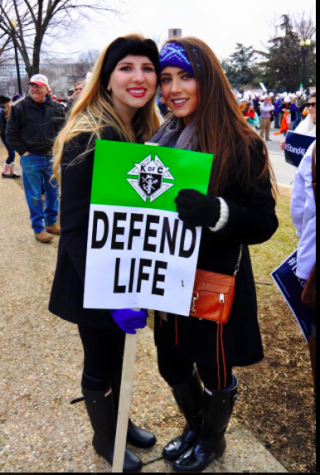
[49,35,161,472]
[281,92,316,151]
[150,39,279,473]
[0,95,20,178]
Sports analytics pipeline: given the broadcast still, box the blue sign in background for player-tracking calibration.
[285,132,316,168]
[271,251,316,342]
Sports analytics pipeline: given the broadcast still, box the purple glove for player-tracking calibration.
[110,309,149,335]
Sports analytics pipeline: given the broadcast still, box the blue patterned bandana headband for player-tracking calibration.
[159,42,200,76]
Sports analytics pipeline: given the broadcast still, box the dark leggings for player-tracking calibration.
[78,325,125,392]
[157,347,233,391]
[1,133,16,165]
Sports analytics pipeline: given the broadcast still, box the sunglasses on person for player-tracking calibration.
[75,88,83,92]
[306,102,317,108]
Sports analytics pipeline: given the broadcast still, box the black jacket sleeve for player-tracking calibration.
[212,145,279,246]
[6,104,28,156]
[59,129,119,284]
[59,134,96,284]
[0,110,6,133]
[219,179,279,245]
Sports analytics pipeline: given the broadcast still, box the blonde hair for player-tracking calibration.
[74,81,85,89]
[4,102,10,119]
[53,33,160,182]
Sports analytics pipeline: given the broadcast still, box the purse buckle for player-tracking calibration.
[190,292,199,317]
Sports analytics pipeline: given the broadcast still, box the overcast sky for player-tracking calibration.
[70,0,316,60]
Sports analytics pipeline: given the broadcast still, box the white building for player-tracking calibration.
[0,59,90,96]
[0,63,28,85]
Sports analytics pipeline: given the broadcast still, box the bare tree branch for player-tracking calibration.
[0,0,121,77]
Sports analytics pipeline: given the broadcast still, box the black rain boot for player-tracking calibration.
[174,375,238,473]
[163,370,204,462]
[111,371,157,449]
[82,386,142,473]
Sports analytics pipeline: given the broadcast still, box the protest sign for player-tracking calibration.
[271,251,316,342]
[284,131,316,168]
[84,140,213,317]
[259,82,267,93]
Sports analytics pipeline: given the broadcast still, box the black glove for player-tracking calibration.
[175,189,221,228]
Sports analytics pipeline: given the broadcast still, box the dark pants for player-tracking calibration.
[274,113,281,129]
[20,154,59,233]
[157,347,233,391]
[78,325,126,391]
[1,133,16,165]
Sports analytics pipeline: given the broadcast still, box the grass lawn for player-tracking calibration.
[235,187,316,474]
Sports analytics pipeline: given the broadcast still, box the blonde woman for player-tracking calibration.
[49,35,160,472]
[0,96,20,178]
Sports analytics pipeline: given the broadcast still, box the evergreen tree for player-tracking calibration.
[258,14,316,92]
[222,44,260,88]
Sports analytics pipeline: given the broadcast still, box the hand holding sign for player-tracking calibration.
[110,309,149,335]
[85,141,213,473]
[175,190,221,228]
[284,131,316,167]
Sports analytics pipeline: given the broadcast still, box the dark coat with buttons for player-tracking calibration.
[154,139,279,368]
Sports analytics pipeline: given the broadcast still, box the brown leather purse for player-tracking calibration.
[189,246,243,390]
[190,246,243,324]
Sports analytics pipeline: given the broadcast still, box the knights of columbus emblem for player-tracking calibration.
[127,155,174,202]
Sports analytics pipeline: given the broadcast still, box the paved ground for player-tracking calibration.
[0,145,287,473]
[265,129,297,188]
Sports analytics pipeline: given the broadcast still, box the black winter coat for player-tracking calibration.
[0,108,7,135]
[154,141,279,367]
[49,129,122,330]
[6,95,65,157]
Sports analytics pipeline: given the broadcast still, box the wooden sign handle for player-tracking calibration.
[112,333,138,473]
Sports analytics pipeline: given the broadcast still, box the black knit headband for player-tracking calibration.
[102,38,159,86]
[0,95,11,105]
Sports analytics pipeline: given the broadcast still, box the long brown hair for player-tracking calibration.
[53,33,161,182]
[164,37,277,197]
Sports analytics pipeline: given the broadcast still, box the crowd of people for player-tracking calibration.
[236,90,314,140]
[0,36,316,473]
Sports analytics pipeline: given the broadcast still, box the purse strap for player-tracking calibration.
[233,245,243,277]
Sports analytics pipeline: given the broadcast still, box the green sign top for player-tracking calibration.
[91,140,213,213]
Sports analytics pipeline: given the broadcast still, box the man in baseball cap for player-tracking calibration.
[6,72,65,243]
[28,74,50,88]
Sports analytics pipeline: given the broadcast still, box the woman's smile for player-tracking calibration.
[171,98,189,108]
[127,88,148,98]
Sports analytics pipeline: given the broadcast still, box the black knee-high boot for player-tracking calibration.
[111,370,157,449]
[82,386,142,473]
[174,375,238,473]
[163,370,204,462]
